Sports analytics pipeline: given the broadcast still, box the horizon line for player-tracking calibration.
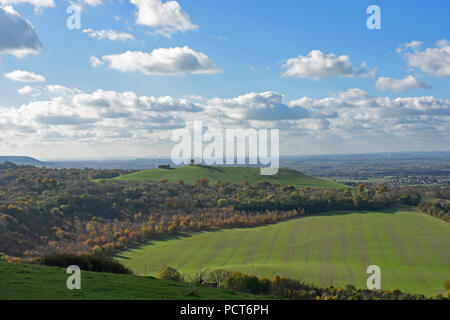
[1,150,450,162]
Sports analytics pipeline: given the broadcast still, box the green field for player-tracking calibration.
[0,262,266,300]
[113,166,344,189]
[117,207,450,297]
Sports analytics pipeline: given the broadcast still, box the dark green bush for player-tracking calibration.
[38,253,131,274]
[259,277,272,294]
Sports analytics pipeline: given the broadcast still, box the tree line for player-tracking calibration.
[158,266,448,300]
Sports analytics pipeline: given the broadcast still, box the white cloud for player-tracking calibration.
[82,0,103,6]
[90,55,104,67]
[336,88,370,102]
[15,84,81,96]
[207,91,310,121]
[287,88,450,153]
[130,0,198,37]
[397,40,423,52]
[17,85,33,95]
[1,86,449,157]
[183,94,203,101]
[0,0,54,10]
[376,75,430,92]
[4,69,45,82]
[282,50,375,80]
[437,39,450,48]
[0,88,204,149]
[100,47,221,75]
[290,88,449,121]
[46,84,81,96]
[0,5,42,57]
[82,28,135,41]
[399,39,450,77]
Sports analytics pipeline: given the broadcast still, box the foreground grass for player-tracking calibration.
[117,207,450,297]
[0,262,267,300]
[112,166,344,189]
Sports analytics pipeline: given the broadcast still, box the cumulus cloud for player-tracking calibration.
[286,88,450,153]
[376,75,430,92]
[82,28,135,41]
[0,5,42,57]
[290,88,449,121]
[207,91,310,121]
[4,69,45,82]
[17,85,34,95]
[0,0,54,11]
[82,0,103,6]
[397,40,423,52]
[0,86,448,157]
[399,39,450,77]
[46,84,81,96]
[130,0,198,37]
[183,94,203,101]
[15,84,81,97]
[99,47,221,75]
[0,87,206,155]
[282,50,375,80]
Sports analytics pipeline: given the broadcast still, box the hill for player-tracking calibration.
[0,261,266,300]
[112,166,344,189]
[0,156,44,166]
[117,207,450,297]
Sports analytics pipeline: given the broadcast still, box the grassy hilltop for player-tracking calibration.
[0,262,266,300]
[113,166,344,189]
[117,207,450,297]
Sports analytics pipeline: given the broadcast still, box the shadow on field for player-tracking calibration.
[313,205,415,218]
[312,207,399,218]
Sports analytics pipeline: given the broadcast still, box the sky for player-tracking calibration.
[0,0,449,160]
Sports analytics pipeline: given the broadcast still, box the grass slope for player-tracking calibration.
[117,207,450,297]
[0,262,266,300]
[113,166,343,189]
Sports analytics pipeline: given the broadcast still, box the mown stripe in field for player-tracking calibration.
[318,213,336,286]
[300,218,313,263]
[262,224,281,264]
[401,212,436,290]
[218,227,247,267]
[382,213,413,290]
[419,214,450,267]
[240,225,268,267]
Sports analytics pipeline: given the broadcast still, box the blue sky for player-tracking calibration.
[0,0,449,159]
